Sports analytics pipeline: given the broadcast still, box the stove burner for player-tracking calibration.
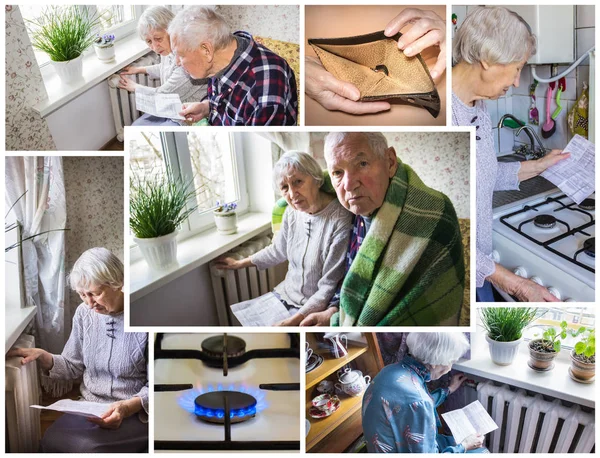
[533,214,557,229]
[579,198,595,211]
[201,335,246,367]
[584,238,595,258]
[194,391,257,424]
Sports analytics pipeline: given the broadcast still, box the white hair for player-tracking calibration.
[323,132,389,161]
[453,6,537,65]
[69,247,124,291]
[406,333,470,366]
[272,151,324,192]
[168,6,232,53]
[137,6,175,39]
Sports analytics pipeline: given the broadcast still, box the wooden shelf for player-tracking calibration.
[306,392,363,451]
[306,346,368,390]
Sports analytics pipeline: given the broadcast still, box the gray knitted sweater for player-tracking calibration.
[452,92,521,287]
[49,304,149,414]
[251,199,352,316]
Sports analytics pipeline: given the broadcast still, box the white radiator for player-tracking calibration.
[107,54,160,141]
[209,235,287,326]
[6,333,41,452]
[477,381,595,453]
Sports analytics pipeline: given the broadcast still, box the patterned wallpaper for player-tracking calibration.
[310,132,471,218]
[5,5,56,151]
[63,157,124,318]
[218,5,299,44]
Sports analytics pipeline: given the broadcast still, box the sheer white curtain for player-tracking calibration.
[5,157,68,358]
[258,132,312,163]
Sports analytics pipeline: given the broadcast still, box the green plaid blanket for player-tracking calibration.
[271,161,465,326]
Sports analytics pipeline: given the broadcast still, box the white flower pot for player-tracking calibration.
[94,43,115,62]
[485,334,522,366]
[134,230,178,270]
[214,211,238,234]
[52,54,84,84]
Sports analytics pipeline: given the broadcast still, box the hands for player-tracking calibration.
[179,101,210,123]
[461,434,484,451]
[275,313,305,327]
[299,307,337,326]
[512,277,561,302]
[448,373,467,394]
[7,347,53,371]
[536,149,571,173]
[117,75,138,92]
[213,256,245,270]
[88,397,142,430]
[119,66,145,75]
[305,56,391,115]
[384,8,446,80]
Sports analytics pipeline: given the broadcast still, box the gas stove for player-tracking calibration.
[154,333,301,451]
[492,190,595,302]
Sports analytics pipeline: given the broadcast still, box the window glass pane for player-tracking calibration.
[128,131,166,184]
[186,132,239,214]
[524,307,595,349]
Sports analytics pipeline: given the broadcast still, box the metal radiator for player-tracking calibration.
[477,381,595,453]
[209,235,287,326]
[107,54,160,141]
[5,333,42,452]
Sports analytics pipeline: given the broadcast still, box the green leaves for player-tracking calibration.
[130,174,199,239]
[25,6,104,62]
[480,307,542,342]
[573,328,595,359]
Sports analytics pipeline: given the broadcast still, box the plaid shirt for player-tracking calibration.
[329,215,367,307]
[208,31,298,126]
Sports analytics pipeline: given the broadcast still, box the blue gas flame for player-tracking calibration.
[177,383,268,418]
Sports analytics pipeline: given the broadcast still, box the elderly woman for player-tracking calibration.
[118,6,207,126]
[7,248,148,453]
[452,7,570,302]
[215,151,352,326]
[362,333,486,453]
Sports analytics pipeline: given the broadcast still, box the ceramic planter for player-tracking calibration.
[485,334,522,365]
[528,339,558,371]
[214,211,238,234]
[52,54,83,84]
[134,230,178,269]
[569,350,595,382]
[94,43,115,62]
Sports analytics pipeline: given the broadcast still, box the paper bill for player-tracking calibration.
[135,92,185,120]
[541,134,595,204]
[31,399,109,419]
[441,400,498,445]
[231,292,296,326]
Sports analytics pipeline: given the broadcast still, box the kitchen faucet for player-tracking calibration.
[497,114,536,154]
[515,125,548,159]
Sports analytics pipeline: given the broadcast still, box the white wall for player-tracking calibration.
[46,81,117,151]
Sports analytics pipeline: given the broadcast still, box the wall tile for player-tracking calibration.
[576,28,595,65]
[576,5,595,29]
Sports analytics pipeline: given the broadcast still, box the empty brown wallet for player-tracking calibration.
[308,31,440,117]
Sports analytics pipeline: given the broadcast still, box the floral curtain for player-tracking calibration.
[5,157,68,359]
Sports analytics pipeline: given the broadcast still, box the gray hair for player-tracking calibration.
[168,6,232,53]
[324,132,389,160]
[406,333,470,366]
[453,7,537,65]
[137,6,175,39]
[69,247,124,291]
[272,151,324,193]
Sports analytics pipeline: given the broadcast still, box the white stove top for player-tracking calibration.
[492,190,595,300]
[154,333,300,448]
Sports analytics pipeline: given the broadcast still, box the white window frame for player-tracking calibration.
[523,307,595,351]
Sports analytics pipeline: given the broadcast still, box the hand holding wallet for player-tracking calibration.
[308,30,441,117]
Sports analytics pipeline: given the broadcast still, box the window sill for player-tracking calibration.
[129,212,272,303]
[5,306,37,353]
[32,34,150,118]
[454,329,595,408]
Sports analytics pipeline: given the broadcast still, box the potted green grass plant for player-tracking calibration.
[570,328,595,383]
[26,6,104,84]
[130,174,198,270]
[480,307,541,365]
[528,321,570,371]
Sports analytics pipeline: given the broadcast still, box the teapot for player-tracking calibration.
[334,368,371,397]
[323,333,348,358]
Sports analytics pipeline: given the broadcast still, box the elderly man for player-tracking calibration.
[301,132,465,326]
[168,6,298,126]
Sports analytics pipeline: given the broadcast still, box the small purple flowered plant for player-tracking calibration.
[95,33,115,46]
[215,201,237,213]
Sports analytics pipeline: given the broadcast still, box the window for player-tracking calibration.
[523,307,595,350]
[20,5,144,68]
[128,130,248,244]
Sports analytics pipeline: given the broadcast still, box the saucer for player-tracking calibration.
[306,354,324,373]
[568,367,595,384]
[309,397,341,419]
[527,360,555,372]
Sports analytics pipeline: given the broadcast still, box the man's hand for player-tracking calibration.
[7,347,54,371]
[305,56,391,115]
[299,308,337,326]
[384,8,446,80]
[88,398,142,430]
[180,101,210,123]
